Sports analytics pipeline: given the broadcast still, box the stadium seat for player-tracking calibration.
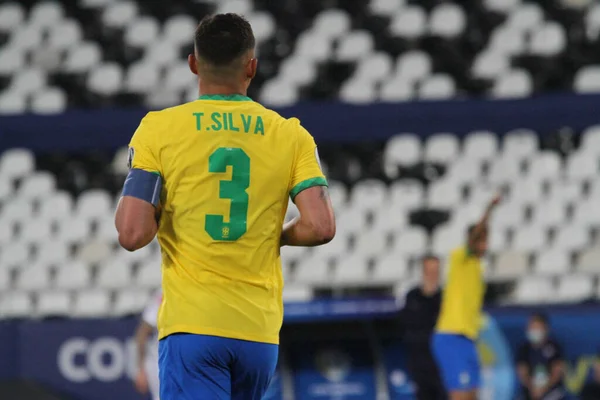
[463,131,498,160]
[394,227,428,256]
[102,1,138,29]
[502,129,539,161]
[390,6,427,39]
[112,289,149,316]
[124,16,159,48]
[0,242,30,270]
[37,291,72,318]
[487,157,522,184]
[56,217,91,245]
[76,190,113,219]
[494,251,529,280]
[424,134,460,164]
[54,261,92,290]
[533,248,570,275]
[282,285,313,302]
[353,232,389,259]
[396,51,432,82]
[0,149,34,180]
[512,226,546,252]
[418,74,456,100]
[76,240,112,265]
[578,247,600,273]
[311,233,348,261]
[96,260,133,289]
[429,3,466,38]
[34,240,70,266]
[0,291,33,319]
[0,268,10,292]
[379,78,414,101]
[507,3,544,32]
[557,275,594,303]
[527,152,562,181]
[72,290,111,317]
[446,158,483,185]
[489,28,526,56]
[20,220,52,244]
[313,9,351,39]
[485,0,522,14]
[529,23,566,56]
[388,180,425,210]
[18,172,56,201]
[565,151,598,181]
[548,180,582,205]
[15,263,51,291]
[333,255,371,285]
[38,191,73,223]
[553,225,589,252]
[432,224,465,255]
[490,202,524,229]
[1,199,33,224]
[47,20,82,50]
[31,88,67,114]
[384,134,421,173]
[508,178,543,205]
[0,3,25,32]
[471,51,510,79]
[294,32,332,62]
[512,276,554,304]
[87,63,123,96]
[0,219,13,245]
[372,251,409,283]
[354,53,393,82]
[371,206,408,233]
[427,180,462,209]
[336,31,374,62]
[582,125,600,155]
[294,256,330,284]
[125,62,160,94]
[137,261,161,289]
[573,198,600,227]
[340,79,377,104]
[489,226,509,252]
[492,69,533,98]
[349,179,388,211]
[531,200,566,228]
[575,66,600,93]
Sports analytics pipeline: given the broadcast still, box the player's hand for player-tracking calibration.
[134,369,149,394]
[490,193,501,207]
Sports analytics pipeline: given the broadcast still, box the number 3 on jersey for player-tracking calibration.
[205,147,250,241]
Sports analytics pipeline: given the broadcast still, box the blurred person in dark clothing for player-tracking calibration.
[517,313,566,400]
[400,254,446,400]
[580,356,600,400]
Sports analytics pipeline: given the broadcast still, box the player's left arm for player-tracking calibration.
[115,113,162,252]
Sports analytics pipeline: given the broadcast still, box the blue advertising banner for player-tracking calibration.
[381,341,415,400]
[17,318,144,400]
[2,93,599,152]
[290,341,377,400]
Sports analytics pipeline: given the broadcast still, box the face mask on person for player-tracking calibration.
[527,329,546,345]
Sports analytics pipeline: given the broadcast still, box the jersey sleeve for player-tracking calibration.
[289,120,328,201]
[128,112,162,176]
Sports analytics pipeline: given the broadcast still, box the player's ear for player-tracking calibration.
[246,58,257,80]
[188,54,198,76]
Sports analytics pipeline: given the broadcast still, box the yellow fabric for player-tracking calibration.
[128,96,327,344]
[436,246,486,340]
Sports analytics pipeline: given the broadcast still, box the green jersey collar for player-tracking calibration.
[198,94,252,102]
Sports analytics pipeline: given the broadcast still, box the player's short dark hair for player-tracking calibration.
[194,13,255,66]
[530,311,549,327]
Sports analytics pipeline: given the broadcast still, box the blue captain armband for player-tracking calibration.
[122,168,162,207]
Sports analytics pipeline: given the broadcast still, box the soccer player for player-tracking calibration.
[432,194,501,400]
[133,289,162,400]
[115,13,335,400]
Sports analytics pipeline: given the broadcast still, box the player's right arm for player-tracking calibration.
[467,193,501,252]
[281,122,335,247]
[133,319,153,394]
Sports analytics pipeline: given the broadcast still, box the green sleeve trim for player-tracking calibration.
[290,177,328,201]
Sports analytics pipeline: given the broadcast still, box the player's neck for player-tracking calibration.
[198,81,247,98]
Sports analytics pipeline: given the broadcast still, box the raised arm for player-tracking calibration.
[281,186,335,246]
[468,193,501,253]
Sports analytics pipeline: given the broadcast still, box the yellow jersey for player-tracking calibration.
[436,246,486,340]
[128,94,327,345]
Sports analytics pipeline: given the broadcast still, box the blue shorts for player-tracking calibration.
[158,333,278,400]
[432,333,481,391]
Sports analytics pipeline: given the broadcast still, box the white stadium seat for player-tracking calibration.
[512,276,553,304]
[349,180,388,211]
[389,180,424,210]
[488,157,522,185]
[96,260,133,289]
[578,247,600,273]
[390,6,427,39]
[76,190,113,219]
[494,251,529,280]
[87,63,123,96]
[509,179,543,205]
[38,191,73,222]
[295,256,330,284]
[20,220,53,244]
[0,241,30,270]
[492,69,533,98]
[472,51,510,79]
[282,285,313,302]
[527,152,562,181]
[553,225,589,252]
[534,248,570,275]
[340,79,377,104]
[463,131,498,160]
[55,261,92,290]
[484,0,521,14]
[446,158,483,185]
[372,252,409,283]
[512,225,546,252]
[427,180,462,209]
[72,290,111,317]
[565,151,598,180]
[102,1,138,29]
[429,3,466,38]
[37,291,72,318]
[557,275,594,303]
[31,88,68,115]
[432,224,465,254]
[56,217,91,245]
[64,42,102,73]
[294,33,332,62]
[507,3,544,32]
[333,255,370,284]
[548,180,581,205]
[354,53,393,82]
[124,16,159,48]
[575,66,600,93]
[125,62,160,94]
[531,200,566,228]
[503,129,539,161]
[18,172,56,200]
[16,263,52,291]
[336,31,374,62]
[530,23,566,56]
[353,231,389,259]
[0,3,25,32]
[313,9,351,39]
[384,134,421,172]
[113,289,149,316]
[370,0,406,16]
[164,15,196,45]
[395,51,432,83]
[0,291,33,318]
[394,228,428,256]
[1,199,33,223]
[35,240,70,267]
[424,134,460,164]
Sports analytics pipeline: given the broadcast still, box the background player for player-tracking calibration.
[133,289,162,400]
[115,13,335,400]
[432,194,501,400]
